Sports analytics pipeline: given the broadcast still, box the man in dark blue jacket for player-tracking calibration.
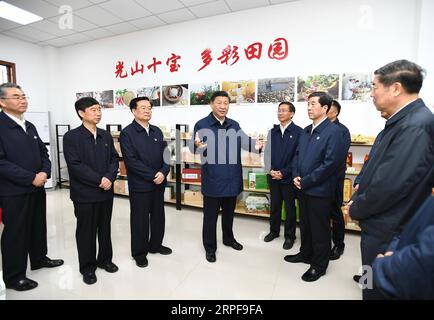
[285,92,342,282]
[63,97,119,285]
[373,195,434,299]
[0,83,63,291]
[327,100,351,260]
[120,97,172,268]
[346,60,434,300]
[264,102,302,250]
[190,91,263,263]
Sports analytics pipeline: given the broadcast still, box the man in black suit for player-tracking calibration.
[120,97,172,268]
[63,97,119,285]
[327,100,351,260]
[264,102,302,250]
[285,92,342,282]
[0,83,63,291]
[346,60,434,299]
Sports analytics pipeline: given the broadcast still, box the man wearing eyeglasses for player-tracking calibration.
[263,102,302,250]
[0,83,63,291]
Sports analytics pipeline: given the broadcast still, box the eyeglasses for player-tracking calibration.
[0,95,29,101]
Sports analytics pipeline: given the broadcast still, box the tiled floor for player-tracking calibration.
[0,189,362,300]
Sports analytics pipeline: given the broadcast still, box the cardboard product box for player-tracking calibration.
[114,179,127,195]
[182,168,201,183]
[184,190,203,204]
[119,160,127,176]
[164,186,173,201]
[245,194,270,214]
[248,172,268,190]
[343,178,353,202]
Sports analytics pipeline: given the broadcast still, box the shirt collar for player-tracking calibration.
[311,116,328,133]
[133,119,154,133]
[280,121,292,132]
[387,98,418,121]
[4,111,25,125]
[80,124,102,138]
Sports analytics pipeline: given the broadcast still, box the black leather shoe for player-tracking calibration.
[301,267,325,282]
[353,275,361,283]
[224,240,243,251]
[206,252,216,263]
[283,238,294,250]
[329,245,345,260]
[284,253,309,263]
[136,258,148,268]
[83,272,97,285]
[149,245,172,255]
[98,262,119,273]
[6,278,38,291]
[31,257,64,270]
[264,232,279,242]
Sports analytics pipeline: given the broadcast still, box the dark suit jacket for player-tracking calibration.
[120,120,170,193]
[264,122,302,185]
[0,111,51,196]
[292,118,342,198]
[350,98,434,243]
[63,125,119,203]
[373,196,434,299]
[189,113,257,197]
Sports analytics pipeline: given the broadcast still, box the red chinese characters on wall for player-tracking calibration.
[114,37,288,78]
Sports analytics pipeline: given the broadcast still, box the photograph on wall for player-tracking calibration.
[257,77,295,103]
[221,80,256,104]
[94,90,114,108]
[297,74,339,102]
[190,82,220,105]
[115,89,136,109]
[341,73,371,101]
[162,84,189,106]
[76,91,93,100]
[136,86,161,107]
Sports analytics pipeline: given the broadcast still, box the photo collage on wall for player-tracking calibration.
[76,73,372,109]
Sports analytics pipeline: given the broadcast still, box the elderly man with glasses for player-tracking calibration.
[0,82,63,292]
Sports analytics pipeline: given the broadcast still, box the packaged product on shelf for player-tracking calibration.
[184,190,203,204]
[164,186,173,201]
[248,172,268,190]
[364,154,369,163]
[346,152,353,167]
[245,194,270,214]
[114,179,127,195]
[114,141,122,157]
[343,178,353,202]
[182,168,201,183]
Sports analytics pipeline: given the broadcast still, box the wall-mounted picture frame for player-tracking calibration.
[258,77,295,103]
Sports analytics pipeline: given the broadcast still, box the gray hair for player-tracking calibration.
[0,82,22,97]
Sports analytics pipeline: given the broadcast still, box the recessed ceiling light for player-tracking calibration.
[0,1,43,25]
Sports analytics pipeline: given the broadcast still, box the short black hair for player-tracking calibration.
[278,101,295,113]
[130,96,152,111]
[74,97,100,119]
[331,100,341,116]
[0,82,22,97]
[308,91,333,113]
[374,59,425,94]
[210,91,230,103]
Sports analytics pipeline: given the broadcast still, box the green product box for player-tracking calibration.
[247,172,269,190]
[281,199,300,222]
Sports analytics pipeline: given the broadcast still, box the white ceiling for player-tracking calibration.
[0,0,299,48]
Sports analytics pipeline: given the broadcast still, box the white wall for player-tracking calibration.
[53,0,429,137]
[0,34,51,113]
[2,0,432,137]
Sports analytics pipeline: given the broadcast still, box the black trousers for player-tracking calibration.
[0,188,47,286]
[129,188,165,262]
[330,178,345,247]
[269,180,296,239]
[360,231,389,300]
[298,193,332,272]
[73,198,114,275]
[203,196,237,254]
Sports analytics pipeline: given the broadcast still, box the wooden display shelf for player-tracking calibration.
[344,223,361,232]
